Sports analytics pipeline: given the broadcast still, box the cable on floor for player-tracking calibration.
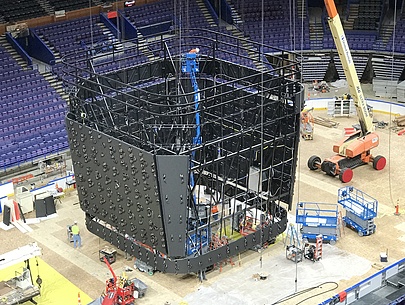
[269,281,339,305]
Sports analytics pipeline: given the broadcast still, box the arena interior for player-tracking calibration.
[1,1,405,305]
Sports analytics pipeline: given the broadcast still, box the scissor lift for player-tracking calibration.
[338,186,378,236]
[296,202,339,244]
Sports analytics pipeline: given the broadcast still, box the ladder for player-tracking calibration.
[314,234,323,260]
[337,210,345,238]
[284,223,301,248]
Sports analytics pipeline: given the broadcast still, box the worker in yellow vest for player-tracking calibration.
[71,221,82,249]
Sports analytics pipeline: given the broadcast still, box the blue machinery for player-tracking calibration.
[296,187,378,245]
[338,186,378,236]
[296,202,339,244]
[181,50,209,256]
[181,50,202,192]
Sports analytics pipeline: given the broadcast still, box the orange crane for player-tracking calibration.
[307,0,386,183]
[101,257,136,305]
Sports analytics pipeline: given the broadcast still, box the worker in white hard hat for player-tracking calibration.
[189,47,200,54]
[71,221,82,249]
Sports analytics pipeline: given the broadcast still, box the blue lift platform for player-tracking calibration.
[338,186,378,236]
[296,202,339,244]
[181,49,211,257]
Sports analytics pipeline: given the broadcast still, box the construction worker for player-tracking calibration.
[211,205,219,220]
[71,221,82,248]
[189,47,200,54]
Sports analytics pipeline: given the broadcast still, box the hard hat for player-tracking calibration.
[74,221,78,224]
[195,47,200,53]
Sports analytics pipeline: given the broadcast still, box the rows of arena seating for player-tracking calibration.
[136,0,258,68]
[34,13,156,76]
[34,16,105,56]
[0,0,46,23]
[350,0,382,31]
[1,0,405,171]
[0,45,68,170]
[323,31,378,51]
[386,20,405,53]
[124,0,173,28]
[229,0,310,50]
[0,0,402,54]
[0,0,100,22]
[48,0,98,13]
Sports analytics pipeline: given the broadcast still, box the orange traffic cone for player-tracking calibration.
[78,292,82,305]
[394,200,401,216]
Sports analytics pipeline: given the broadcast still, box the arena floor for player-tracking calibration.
[1,84,405,305]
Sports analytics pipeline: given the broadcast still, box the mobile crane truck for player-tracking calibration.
[307,0,386,183]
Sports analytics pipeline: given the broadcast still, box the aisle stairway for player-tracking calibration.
[196,0,269,71]
[344,4,359,30]
[308,7,323,50]
[0,36,29,69]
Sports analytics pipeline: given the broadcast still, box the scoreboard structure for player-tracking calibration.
[64,29,303,275]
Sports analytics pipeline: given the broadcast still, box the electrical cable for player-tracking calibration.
[269,281,339,305]
[259,0,265,269]
[293,0,306,295]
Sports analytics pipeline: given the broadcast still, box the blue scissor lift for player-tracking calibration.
[338,186,378,236]
[296,202,339,244]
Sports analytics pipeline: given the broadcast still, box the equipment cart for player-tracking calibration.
[99,247,117,264]
[296,202,339,244]
[338,186,378,236]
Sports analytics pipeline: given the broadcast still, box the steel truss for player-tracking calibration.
[63,29,304,275]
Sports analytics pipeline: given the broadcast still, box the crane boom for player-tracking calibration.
[103,256,117,285]
[306,0,386,183]
[325,0,374,135]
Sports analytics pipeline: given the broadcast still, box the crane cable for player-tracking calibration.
[388,0,397,209]
[259,0,264,269]
[287,0,302,294]
[293,0,307,294]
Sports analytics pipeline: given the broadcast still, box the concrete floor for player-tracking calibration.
[1,84,405,305]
